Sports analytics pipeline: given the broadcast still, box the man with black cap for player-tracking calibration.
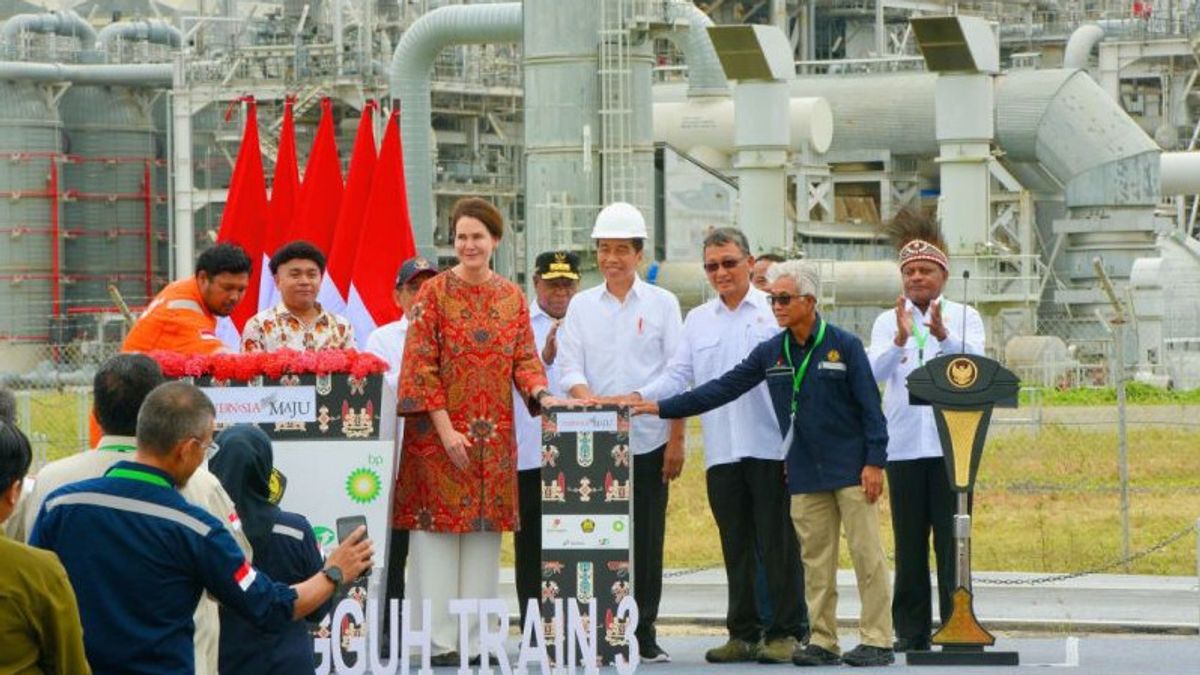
[512,251,581,622]
[364,254,438,612]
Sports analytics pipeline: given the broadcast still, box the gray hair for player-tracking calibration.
[701,227,751,256]
[766,260,820,299]
[0,385,15,426]
[136,382,216,457]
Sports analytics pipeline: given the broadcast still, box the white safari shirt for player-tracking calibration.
[638,288,782,468]
[514,302,563,471]
[557,276,683,454]
[868,297,985,462]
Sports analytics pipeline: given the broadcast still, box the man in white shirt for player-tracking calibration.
[363,254,437,615]
[556,202,685,663]
[631,228,807,664]
[867,209,985,653]
[512,250,580,625]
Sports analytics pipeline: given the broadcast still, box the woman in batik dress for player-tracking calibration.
[395,197,558,665]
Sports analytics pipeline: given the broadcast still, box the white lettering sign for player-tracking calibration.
[542,514,630,550]
[201,386,317,424]
[555,412,619,434]
[320,597,638,675]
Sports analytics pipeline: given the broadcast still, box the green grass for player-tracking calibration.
[659,422,1200,576]
[1027,383,1200,406]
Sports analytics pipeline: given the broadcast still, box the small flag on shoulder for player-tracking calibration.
[234,561,257,591]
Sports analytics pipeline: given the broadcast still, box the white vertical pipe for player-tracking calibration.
[171,53,195,278]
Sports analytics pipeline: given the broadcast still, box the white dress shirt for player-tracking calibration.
[364,317,409,446]
[557,276,683,454]
[514,302,563,471]
[638,287,782,468]
[868,296,985,462]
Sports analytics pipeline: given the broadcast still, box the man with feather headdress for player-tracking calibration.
[867,208,985,653]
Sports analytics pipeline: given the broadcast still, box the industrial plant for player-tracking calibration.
[1,0,1200,390]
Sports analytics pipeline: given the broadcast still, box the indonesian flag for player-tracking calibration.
[226,511,242,531]
[344,109,417,342]
[317,101,378,315]
[288,98,343,257]
[214,98,269,349]
[234,561,257,591]
[259,97,302,314]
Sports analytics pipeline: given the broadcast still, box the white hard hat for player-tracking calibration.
[591,202,648,240]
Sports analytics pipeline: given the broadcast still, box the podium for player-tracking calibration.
[540,405,634,667]
[192,368,392,672]
[904,354,1020,666]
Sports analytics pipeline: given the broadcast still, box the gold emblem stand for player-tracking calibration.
[906,355,1020,666]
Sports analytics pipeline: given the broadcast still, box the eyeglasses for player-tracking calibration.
[703,258,745,273]
[198,439,220,460]
[767,293,804,307]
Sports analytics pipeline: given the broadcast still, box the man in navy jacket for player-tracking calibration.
[634,260,894,668]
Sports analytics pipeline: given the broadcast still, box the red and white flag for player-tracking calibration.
[214,98,269,349]
[234,560,257,591]
[317,101,378,316]
[289,98,343,257]
[344,109,417,342]
[259,97,302,314]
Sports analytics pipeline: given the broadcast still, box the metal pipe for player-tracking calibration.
[1160,152,1200,195]
[96,19,183,51]
[1,11,97,52]
[388,2,522,256]
[661,1,729,97]
[656,68,1162,208]
[0,61,172,84]
[1062,23,1105,69]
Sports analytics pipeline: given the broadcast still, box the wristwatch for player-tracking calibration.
[322,565,345,592]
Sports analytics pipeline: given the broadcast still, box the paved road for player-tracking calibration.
[409,633,1199,674]
[500,569,1200,634]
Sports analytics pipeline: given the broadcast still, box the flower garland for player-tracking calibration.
[148,349,388,381]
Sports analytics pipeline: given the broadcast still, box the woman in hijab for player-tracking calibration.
[210,424,327,674]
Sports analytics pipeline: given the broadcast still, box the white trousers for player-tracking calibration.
[408,530,502,657]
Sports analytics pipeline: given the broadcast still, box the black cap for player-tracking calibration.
[534,251,581,280]
[395,255,437,287]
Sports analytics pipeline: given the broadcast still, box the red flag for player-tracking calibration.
[345,109,417,341]
[216,98,269,334]
[289,98,343,255]
[318,101,378,313]
[259,97,301,313]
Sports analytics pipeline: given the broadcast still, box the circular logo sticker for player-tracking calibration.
[581,518,596,534]
[345,467,382,504]
[946,357,979,389]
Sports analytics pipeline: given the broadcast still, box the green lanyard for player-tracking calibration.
[782,319,826,415]
[96,444,136,453]
[912,322,929,366]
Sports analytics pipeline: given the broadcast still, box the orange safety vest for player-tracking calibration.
[88,278,228,446]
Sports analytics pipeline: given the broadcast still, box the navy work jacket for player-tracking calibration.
[659,316,889,494]
[29,461,299,675]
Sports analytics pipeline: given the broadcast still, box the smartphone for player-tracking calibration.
[335,515,370,579]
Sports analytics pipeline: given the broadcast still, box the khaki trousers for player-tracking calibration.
[791,486,893,653]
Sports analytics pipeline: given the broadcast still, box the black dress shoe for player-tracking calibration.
[430,651,459,667]
[893,637,931,652]
[468,654,499,666]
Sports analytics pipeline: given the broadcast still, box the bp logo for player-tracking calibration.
[313,526,336,551]
[345,467,382,504]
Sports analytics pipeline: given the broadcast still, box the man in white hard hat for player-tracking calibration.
[556,202,685,663]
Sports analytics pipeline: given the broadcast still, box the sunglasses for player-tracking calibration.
[703,258,745,273]
[767,293,806,307]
